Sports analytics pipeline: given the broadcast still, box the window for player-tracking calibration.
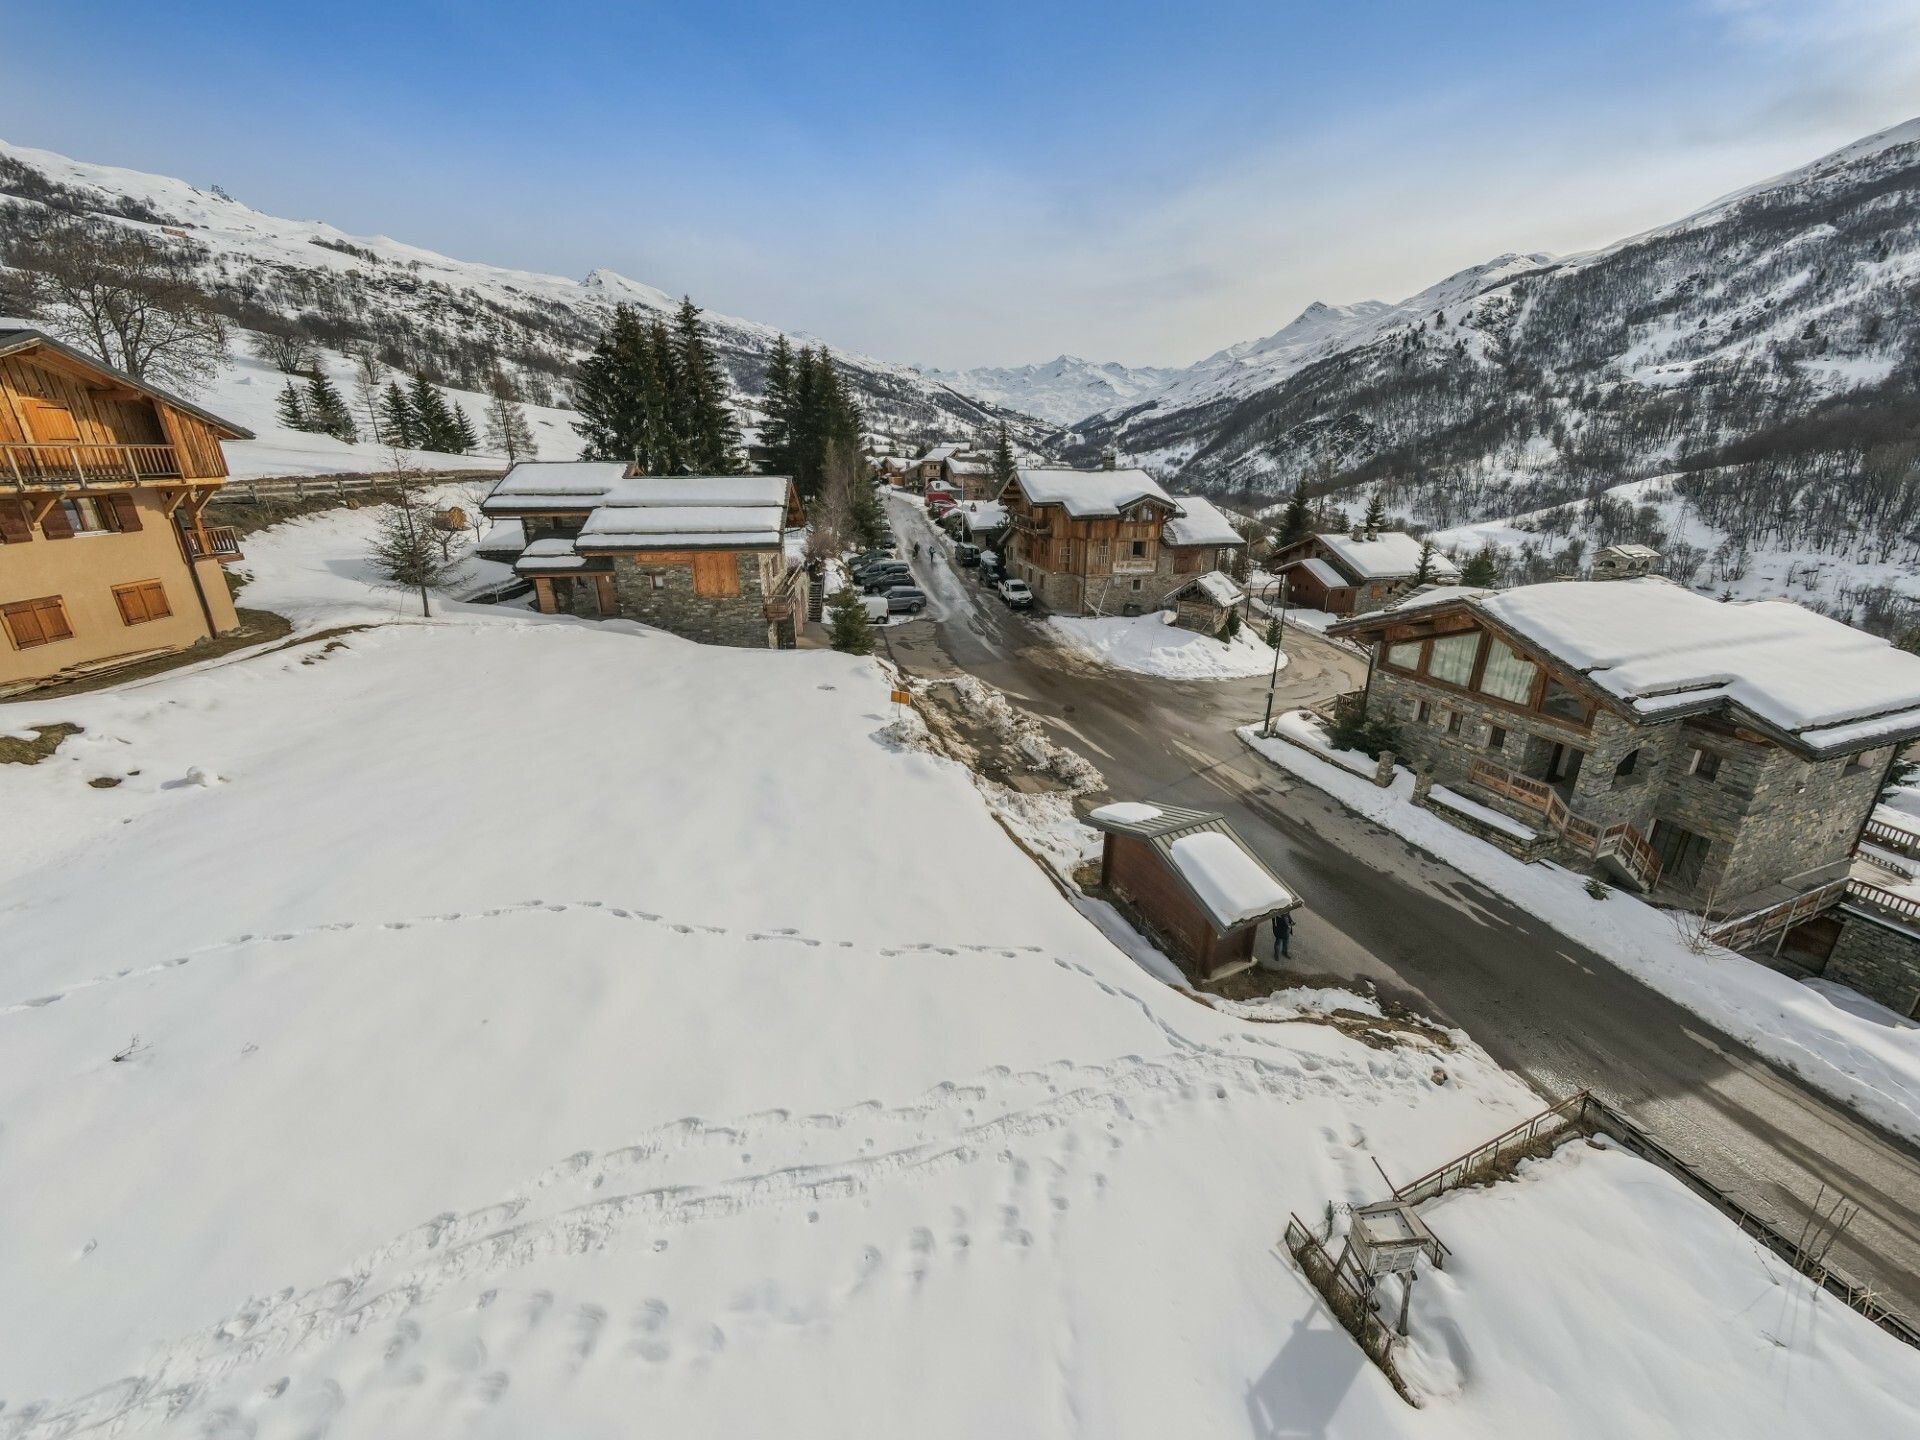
[59,496,118,534]
[1130,578,1143,591]
[1487,725,1507,752]
[1130,539,1147,558]
[1688,747,1721,782]
[1612,748,1642,787]
[1540,679,1588,724]
[113,580,172,626]
[1427,631,1478,687]
[2,595,74,650]
[1414,699,1431,724]
[1386,640,1424,671]
[1477,638,1538,704]
[1446,711,1463,736]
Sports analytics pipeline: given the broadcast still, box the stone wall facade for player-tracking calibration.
[608,551,791,649]
[1365,665,1891,900]
[1825,908,1920,1018]
[1016,545,1224,617]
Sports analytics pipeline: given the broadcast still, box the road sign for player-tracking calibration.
[890,688,913,706]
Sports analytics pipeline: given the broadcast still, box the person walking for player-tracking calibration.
[1271,910,1294,964]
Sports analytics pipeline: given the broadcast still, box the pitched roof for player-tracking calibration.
[514,536,610,574]
[1173,571,1245,608]
[1340,577,1920,756]
[1316,530,1458,581]
[0,327,254,440]
[1084,803,1298,931]
[480,460,631,513]
[1011,467,1175,518]
[1162,495,1245,549]
[1281,556,1348,590]
[574,473,799,552]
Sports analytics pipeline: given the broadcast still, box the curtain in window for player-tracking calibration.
[1478,637,1537,703]
[1427,631,1478,687]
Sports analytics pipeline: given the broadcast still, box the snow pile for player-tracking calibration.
[1049,612,1285,680]
[1087,801,1163,826]
[1166,830,1298,928]
[0,503,1915,1435]
[1240,723,1920,1146]
[940,673,1101,791]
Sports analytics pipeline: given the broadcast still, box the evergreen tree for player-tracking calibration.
[989,421,1016,496]
[380,382,417,448]
[275,380,307,432]
[671,297,743,473]
[1413,539,1439,584]
[1278,480,1313,546]
[640,318,681,474]
[1362,492,1388,536]
[1217,608,1242,643]
[449,403,478,454]
[304,370,357,442]
[760,334,797,477]
[368,485,464,617]
[826,584,874,655]
[1460,543,1500,588]
[485,383,537,462]
[407,375,458,452]
[574,303,653,466]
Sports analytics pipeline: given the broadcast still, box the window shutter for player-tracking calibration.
[37,597,73,641]
[40,504,74,540]
[0,503,29,544]
[108,494,144,531]
[142,581,171,620]
[115,586,149,625]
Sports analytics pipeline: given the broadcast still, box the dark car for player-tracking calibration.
[955,543,981,567]
[851,557,908,580]
[884,586,928,614]
[862,570,914,595]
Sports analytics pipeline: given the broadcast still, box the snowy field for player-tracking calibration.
[1048,612,1285,680]
[1243,716,1920,1149]
[0,506,1916,1437]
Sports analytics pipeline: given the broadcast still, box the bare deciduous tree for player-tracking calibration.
[6,218,230,392]
[252,330,315,375]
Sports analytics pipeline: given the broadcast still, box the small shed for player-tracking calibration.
[1085,802,1300,983]
[1169,571,1245,635]
[1591,543,1661,580]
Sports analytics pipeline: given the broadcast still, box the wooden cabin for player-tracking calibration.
[1270,529,1458,616]
[1085,802,1300,984]
[0,329,251,693]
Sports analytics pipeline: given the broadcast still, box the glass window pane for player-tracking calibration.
[1386,640,1423,670]
[1428,632,1478,687]
[1478,638,1537,703]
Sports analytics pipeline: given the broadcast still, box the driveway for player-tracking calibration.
[878,489,1920,1317]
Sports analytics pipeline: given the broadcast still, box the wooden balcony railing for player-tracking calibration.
[2,442,183,487]
[181,524,243,561]
[1863,816,1920,859]
[1467,758,1661,888]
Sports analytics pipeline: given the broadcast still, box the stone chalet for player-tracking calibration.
[1086,801,1300,984]
[1271,529,1458,616]
[1330,577,1920,922]
[479,461,809,649]
[1000,468,1244,615]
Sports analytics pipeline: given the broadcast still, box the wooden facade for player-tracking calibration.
[0,330,251,692]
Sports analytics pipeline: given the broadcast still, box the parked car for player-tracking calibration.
[978,552,1003,582]
[953,543,980,567]
[851,556,908,579]
[884,586,928,615]
[862,570,913,595]
[998,577,1034,609]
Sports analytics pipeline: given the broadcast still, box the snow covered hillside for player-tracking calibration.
[1064,119,1920,621]
[1,503,1917,1437]
[918,354,1178,427]
[0,139,1051,464]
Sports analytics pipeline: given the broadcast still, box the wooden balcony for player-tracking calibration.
[2,441,184,489]
[181,523,243,563]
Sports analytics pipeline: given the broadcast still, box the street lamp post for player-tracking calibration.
[1261,574,1290,736]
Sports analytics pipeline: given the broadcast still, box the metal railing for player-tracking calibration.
[1393,1092,1592,1206]
[1282,1215,1407,1386]
[2,441,182,486]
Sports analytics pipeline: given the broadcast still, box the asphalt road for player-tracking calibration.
[880,493,1920,1317]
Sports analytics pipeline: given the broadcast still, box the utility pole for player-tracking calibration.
[1261,574,1291,736]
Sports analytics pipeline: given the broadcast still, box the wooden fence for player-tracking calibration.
[217,468,505,505]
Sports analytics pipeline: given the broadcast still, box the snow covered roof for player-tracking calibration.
[1344,578,1920,756]
[1282,557,1349,590]
[481,460,631,513]
[1167,831,1299,931]
[573,474,799,552]
[956,500,1008,532]
[1011,467,1176,518]
[1162,496,1245,549]
[1088,801,1164,826]
[947,457,992,475]
[473,517,526,559]
[1176,571,1245,608]
[1316,530,1458,581]
[921,445,961,464]
[514,536,608,574]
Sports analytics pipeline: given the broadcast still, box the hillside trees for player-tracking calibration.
[573,299,744,475]
[759,342,863,497]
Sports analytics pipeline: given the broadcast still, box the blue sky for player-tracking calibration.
[3,1,1916,368]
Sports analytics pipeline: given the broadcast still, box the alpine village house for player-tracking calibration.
[0,329,249,693]
[1270,527,1460,617]
[1330,562,1920,1015]
[999,467,1245,615]
[480,461,810,649]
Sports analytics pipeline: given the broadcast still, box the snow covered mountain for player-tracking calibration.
[1069,117,1920,521]
[0,139,1050,467]
[916,354,1178,427]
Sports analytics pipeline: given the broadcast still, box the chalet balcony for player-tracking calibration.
[181,523,243,563]
[2,441,183,489]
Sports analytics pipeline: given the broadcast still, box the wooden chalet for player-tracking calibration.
[1271,529,1458,616]
[1086,801,1300,984]
[0,328,251,692]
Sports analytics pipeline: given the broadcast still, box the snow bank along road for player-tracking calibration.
[881,492,1920,1319]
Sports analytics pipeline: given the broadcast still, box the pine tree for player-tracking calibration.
[1461,543,1500,588]
[1413,539,1439,584]
[671,297,743,474]
[305,370,357,442]
[760,334,797,477]
[485,382,537,462]
[368,484,464,616]
[449,403,478,453]
[381,383,417,448]
[1278,480,1313,546]
[640,317,681,473]
[1217,609,1242,643]
[1362,492,1388,536]
[826,584,874,655]
[407,375,458,452]
[275,381,307,431]
[989,421,1016,496]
